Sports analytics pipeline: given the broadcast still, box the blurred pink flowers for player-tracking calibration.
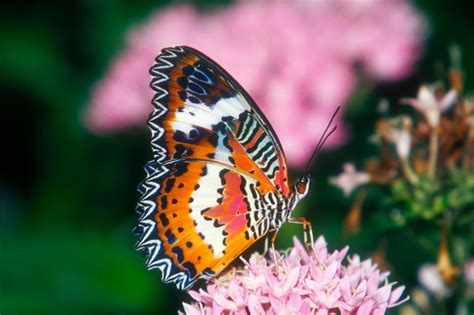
[181,236,408,315]
[84,1,426,167]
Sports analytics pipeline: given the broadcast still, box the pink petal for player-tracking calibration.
[354,280,368,301]
[287,293,303,311]
[439,89,457,111]
[285,267,301,291]
[247,294,265,314]
[387,285,405,305]
[213,293,234,309]
[339,276,352,300]
[210,302,224,315]
[188,290,202,302]
[366,272,380,294]
[322,261,339,284]
[269,294,286,312]
[293,236,310,261]
[373,303,388,314]
[356,299,375,315]
[372,284,392,304]
[305,279,323,292]
[299,300,312,315]
[326,288,342,306]
[182,303,202,315]
[337,246,350,261]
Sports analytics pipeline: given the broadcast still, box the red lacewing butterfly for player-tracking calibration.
[135,46,337,290]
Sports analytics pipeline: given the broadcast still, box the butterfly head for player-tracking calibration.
[294,174,311,201]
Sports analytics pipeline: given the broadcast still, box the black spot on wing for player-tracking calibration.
[170,163,188,177]
[174,144,193,159]
[173,129,201,144]
[177,76,188,89]
[159,213,170,227]
[160,195,168,210]
[182,261,197,278]
[164,178,175,193]
[182,65,194,76]
[172,246,184,263]
[178,91,187,101]
[165,229,177,245]
[188,95,201,104]
[187,82,206,95]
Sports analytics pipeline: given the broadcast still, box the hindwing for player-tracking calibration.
[136,160,272,289]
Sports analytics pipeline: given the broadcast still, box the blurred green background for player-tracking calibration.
[1,0,474,314]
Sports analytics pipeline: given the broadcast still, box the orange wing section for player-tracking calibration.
[148,160,269,286]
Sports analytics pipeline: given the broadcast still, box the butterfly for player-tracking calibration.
[135,46,335,290]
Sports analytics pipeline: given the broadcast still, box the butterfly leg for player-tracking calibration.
[288,217,314,248]
[271,228,280,273]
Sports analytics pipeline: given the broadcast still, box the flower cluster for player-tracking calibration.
[84,0,426,167]
[181,237,408,314]
[330,48,474,313]
[331,51,474,220]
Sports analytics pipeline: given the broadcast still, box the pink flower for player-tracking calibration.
[84,1,426,167]
[330,163,371,196]
[181,236,408,314]
[464,258,474,286]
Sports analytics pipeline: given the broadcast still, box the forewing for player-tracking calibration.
[148,46,290,194]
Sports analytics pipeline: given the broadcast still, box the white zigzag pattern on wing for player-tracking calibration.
[136,47,197,290]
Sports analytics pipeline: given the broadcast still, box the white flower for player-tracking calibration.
[390,127,412,160]
[402,85,457,126]
[330,163,370,196]
[417,264,451,299]
[378,117,412,159]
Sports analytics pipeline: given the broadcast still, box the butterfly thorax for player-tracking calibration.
[255,175,311,234]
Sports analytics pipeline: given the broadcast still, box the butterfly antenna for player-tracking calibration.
[304,106,341,173]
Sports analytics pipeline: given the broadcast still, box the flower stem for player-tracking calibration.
[428,130,439,179]
[343,189,368,236]
[401,156,418,184]
[462,118,474,170]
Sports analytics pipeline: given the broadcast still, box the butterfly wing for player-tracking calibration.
[136,159,271,290]
[148,46,290,194]
[136,46,289,290]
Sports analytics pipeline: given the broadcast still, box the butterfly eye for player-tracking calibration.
[295,176,310,197]
[296,182,307,195]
